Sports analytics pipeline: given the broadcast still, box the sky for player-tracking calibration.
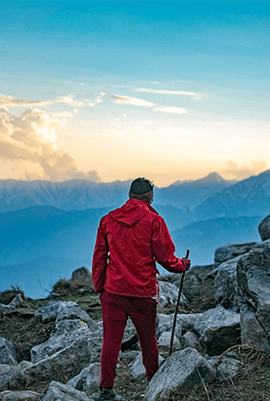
[0,1,269,187]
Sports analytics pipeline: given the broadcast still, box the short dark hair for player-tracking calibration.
[129,177,154,194]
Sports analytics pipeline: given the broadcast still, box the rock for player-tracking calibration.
[0,365,26,392]
[0,304,17,317]
[72,266,93,286]
[209,356,243,382]
[211,256,241,310]
[237,240,270,353]
[181,331,203,353]
[156,313,195,339]
[9,294,24,308]
[67,362,101,393]
[34,301,77,322]
[130,352,164,381]
[192,305,240,355]
[40,381,90,401]
[145,348,215,401]
[168,265,215,310]
[258,215,270,241]
[215,242,257,264]
[56,304,99,332]
[30,319,92,363]
[0,338,18,366]
[121,318,139,351]
[17,361,33,371]
[23,335,102,384]
[119,351,140,363]
[0,390,40,400]
[158,281,189,308]
[157,331,181,350]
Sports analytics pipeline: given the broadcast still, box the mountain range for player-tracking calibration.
[0,170,269,298]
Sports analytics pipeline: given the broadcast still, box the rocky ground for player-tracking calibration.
[1,286,270,401]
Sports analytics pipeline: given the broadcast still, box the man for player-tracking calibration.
[92,177,191,401]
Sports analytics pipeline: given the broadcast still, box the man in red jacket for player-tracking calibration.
[92,177,190,400]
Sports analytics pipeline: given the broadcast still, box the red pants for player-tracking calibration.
[100,290,159,388]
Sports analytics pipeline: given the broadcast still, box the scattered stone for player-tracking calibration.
[181,331,203,353]
[157,331,181,350]
[0,338,18,366]
[9,294,24,308]
[40,381,90,401]
[130,352,164,381]
[0,365,26,392]
[119,350,140,363]
[210,356,243,382]
[215,242,257,264]
[237,240,270,353]
[56,303,99,332]
[0,390,40,401]
[67,362,101,393]
[145,348,216,401]
[17,361,33,371]
[34,301,77,322]
[159,281,189,308]
[258,215,270,241]
[0,304,17,317]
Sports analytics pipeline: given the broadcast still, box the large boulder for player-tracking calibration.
[0,338,18,366]
[23,335,102,384]
[130,352,164,381]
[192,305,240,355]
[210,256,241,310]
[145,348,215,401]
[237,240,270,352]
[215,242,257,264]
[258,215,270,241]
[30,319,93,363]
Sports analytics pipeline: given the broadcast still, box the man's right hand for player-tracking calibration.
[182,258,191,271]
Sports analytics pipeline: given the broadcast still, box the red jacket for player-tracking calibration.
[92,198,186,297]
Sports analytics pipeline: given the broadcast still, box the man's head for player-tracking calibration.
[129,177,154,203]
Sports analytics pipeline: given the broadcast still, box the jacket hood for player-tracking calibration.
[109,198,158,227]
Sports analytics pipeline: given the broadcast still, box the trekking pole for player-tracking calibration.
[168,249,189,357]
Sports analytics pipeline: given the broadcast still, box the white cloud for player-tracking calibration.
[101,93,154,108]
[0,94,92,109]
[154,106,187,114]
[224,161,268,180]
[0,107,100,182]
[134,88,201,100]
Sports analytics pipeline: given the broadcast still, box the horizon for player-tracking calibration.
[0,1,269,187]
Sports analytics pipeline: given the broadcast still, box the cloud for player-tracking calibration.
[102,93,188,114]
[0,107,100,182]
[101,93,154,108]
[153,106,187,114]
[224,161,268,180]
[0,94,90,108]
[134,88,201,99]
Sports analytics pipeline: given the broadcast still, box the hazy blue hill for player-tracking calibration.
[194,170,270,220]
[171,215,263,266]
[0,173,235,213]
[0,206,111,265]
[0,257,88,299]
[155,172,236,208]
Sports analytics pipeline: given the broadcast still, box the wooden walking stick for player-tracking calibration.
[168,249,189,357]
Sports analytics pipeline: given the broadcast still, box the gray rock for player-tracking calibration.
[210,356,243,382]
[121,318,138,350]
[23,335,102,384]
[30,319,92,363]
[0,365,26,392]
[192,305,240,355]
[145,348,215,401]
[34,301,77,322]
[72,267,93,286]
[67,362,101,393]
[0,390,40,401]
[130,352,164,381]
[56,304,99,332]
[212,256,241,309]
[237,240,270,352]
[0,305,17,317]
[258,215,270,241]
[159,281,189,308]
[119,351,140,363]
[181,331,203,352]
[40,381,90,401]
[156,313,195,339]
[215,242,257,264]
[17,361,33,371]
[0,338,18,366]
[157,331,181,350]
[9,294,24,309]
